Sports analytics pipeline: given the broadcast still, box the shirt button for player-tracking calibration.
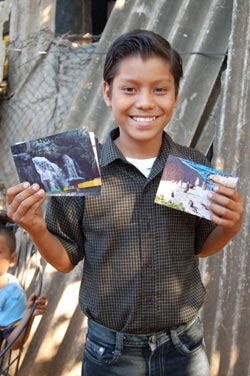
[146,297,153,305]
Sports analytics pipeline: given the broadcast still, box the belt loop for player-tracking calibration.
[113,332,124,357]
[170,329,180,348]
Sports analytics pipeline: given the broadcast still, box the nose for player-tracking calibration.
[135,90,155,110]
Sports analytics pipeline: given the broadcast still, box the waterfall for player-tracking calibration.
[62,154,80,178]
[32,156,66,191]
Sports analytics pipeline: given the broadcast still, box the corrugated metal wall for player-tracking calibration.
[201,1,250,375]
[0,0,249,375]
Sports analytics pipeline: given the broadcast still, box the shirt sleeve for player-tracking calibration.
[194,217,217,255]
[0,283,26,327]
[45,196,85,265]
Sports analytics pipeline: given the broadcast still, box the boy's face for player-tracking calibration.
[103,55,178,155]
[0,236,16,276]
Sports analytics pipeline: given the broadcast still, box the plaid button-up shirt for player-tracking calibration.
[46,128,216,334]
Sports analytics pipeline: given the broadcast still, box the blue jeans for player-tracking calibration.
[82,316,210,376]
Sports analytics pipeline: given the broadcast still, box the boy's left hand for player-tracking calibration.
[209,184,244,234]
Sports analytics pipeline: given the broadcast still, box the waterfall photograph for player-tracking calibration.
[10,129,101,196]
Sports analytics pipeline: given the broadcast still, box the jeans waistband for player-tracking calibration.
[87,317,197,348]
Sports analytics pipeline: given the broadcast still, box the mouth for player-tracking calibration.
[130,116,158,123]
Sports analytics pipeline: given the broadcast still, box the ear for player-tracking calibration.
[10,251,17,266]
[174,95,179,108]
[102,82,112,108]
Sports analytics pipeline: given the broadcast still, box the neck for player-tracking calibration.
[114,136,162,159]
[0,274,9,289]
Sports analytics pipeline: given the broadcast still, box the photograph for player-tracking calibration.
[155,155,238,220]
[11,128,101,196]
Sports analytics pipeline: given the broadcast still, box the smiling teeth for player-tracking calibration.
[133,117,156,122]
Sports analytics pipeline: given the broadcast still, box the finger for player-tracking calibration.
[209,199,240,218]
[21,194,46,218]
[209,186,244,211]
[29,293,37,302]
[35,296,48,306]
[8,183,44,209]
[7,182,31,205]
[210,215,234,228]
[34,301,47,314]
[210,204,241,223]
[7,184,46,221]
[36,296,47,303]
[33,309,46,316]
[212,184,242,203]
[210,199,243,231]
[8,197,45,225]
[8,183,41,213]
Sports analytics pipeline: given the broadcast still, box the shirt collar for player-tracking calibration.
[100,128,127,167]
[100,127,178,170]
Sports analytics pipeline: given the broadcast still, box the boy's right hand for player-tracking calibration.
[27,293,48,316]
[7,182,47,236]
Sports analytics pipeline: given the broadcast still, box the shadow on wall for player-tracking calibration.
[19,262,87,376]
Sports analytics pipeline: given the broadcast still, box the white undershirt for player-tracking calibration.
[126,157,156,178]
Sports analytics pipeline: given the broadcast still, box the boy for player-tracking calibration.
[6,30,244,375]
[0,226,47,350]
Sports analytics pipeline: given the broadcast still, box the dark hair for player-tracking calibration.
[103,29,183,96]
[0,226,16,254]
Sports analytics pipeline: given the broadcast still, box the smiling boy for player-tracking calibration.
[7,30,244,375]
[103,55,178,159]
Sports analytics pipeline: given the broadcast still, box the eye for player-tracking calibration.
[154,87,168,94]
[121,87,136,94]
